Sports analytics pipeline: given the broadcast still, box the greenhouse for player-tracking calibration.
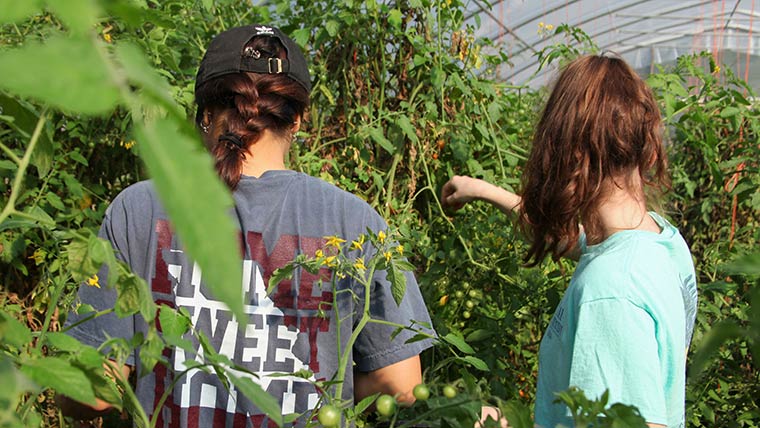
[468,0,760,89]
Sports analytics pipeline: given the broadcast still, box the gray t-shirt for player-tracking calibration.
[67,170,434,427]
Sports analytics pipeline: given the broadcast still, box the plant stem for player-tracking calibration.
[0,140,21,164]
[333,265,377,401]
[149,363,215,428]
[0,111,46,225]
[38,274,66,341]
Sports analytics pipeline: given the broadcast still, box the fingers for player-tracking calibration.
[441,182,462,211]
[477,406,509,428]
[441,175,471,211]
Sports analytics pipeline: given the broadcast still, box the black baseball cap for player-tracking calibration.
[195,24,311,94]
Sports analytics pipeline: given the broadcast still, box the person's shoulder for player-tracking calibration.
[105,180,160,216]
[575,233,668,294]
[112,180,156,201]
[577,232,687,309]
[297,173,379,210]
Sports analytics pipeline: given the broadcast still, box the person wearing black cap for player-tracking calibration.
[65,24,435,427]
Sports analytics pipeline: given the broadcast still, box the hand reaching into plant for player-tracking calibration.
[478,406,510,427]
[441,176,522,215]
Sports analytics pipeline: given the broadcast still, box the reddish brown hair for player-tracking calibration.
[519,54,669,265]
[195,36,309,189]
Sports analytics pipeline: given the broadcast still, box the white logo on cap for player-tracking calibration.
[254,26,275,35]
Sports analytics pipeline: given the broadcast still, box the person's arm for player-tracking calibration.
[441,175,583,261]
[59,360,131,419]
[353,355,421,404]
[441,176,521,215]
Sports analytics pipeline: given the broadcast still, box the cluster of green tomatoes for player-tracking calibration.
[316,383,458,426]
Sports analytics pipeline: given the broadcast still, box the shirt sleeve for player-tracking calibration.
[65,191,138,365]
[568,298,667,425]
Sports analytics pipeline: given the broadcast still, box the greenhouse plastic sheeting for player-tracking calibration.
[468,0,760,89]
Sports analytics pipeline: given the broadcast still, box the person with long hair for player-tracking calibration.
[442,54,697,428]
[66,24,434,426]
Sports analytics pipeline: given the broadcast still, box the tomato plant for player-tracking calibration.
[0,1,757,427]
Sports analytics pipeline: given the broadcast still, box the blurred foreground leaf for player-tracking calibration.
[0,36,120,114]
[134,116,243,321]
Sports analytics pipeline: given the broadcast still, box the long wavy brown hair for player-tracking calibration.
[194,36,310,189]
[519,54,669,265]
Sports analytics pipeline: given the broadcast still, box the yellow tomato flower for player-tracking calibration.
[120,140,136,150]
[546,24,554,30]
[383,251,392,263]
[396,245,404,256]
[353,258,366,272]
[377,230,386,244]
[351,235,366,251]
[315,249,324,258]
[324,235,346,248]
[103,33,112,43]
[324,256,337,267]
[87,274,100,288]
[29,248,45,265]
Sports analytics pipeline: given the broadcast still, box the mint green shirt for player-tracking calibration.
[534,213,697,428]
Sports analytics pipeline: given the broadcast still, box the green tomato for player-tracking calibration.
[465,300,475,309]
[442,385,457,398]
[317,404,340,427]
[454,290,465,299]
[462,310,471,319]
[468,289,479,299]
[413,383,430,401]
[149,28,165,41]
[376,394,396,416]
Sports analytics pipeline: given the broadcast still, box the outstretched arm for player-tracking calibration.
[441,176,521,215]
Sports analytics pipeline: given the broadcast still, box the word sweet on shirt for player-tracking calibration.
[150,219,334,425]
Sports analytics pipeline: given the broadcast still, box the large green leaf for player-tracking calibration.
[442,332,474,355]
[0,0,41,24]
[158,305,193,350]
[387,263,407,306]
[115,42,180,114]
[368,127,395,155]
[0,205,55,233]
[20,357,97,405]
[0,311,32,348]
[134,116,243,321]
[46,0,101,34]
[0,356,36,422]
[461,355,489,371]
[0,93,54,177]
[45,332,84,352]
[115,270,156,321]
[0,36,120,114]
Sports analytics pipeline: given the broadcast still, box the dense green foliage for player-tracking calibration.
[0,0,757,427]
